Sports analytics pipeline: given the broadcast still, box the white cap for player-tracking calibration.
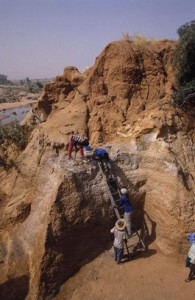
[121,188,128,194]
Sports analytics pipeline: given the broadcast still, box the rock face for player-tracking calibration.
[0,39,195,299]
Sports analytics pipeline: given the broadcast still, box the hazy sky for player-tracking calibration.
[0,0,194,80]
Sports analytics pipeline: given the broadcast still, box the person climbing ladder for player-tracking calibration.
[92,147,111,173]
[118,188,134,237]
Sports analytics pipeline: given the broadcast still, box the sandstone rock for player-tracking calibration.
[0,39,195,299]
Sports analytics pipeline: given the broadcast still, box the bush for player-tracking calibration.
[0,121,27,149]
[173,20,195,108]
[177,20,195,38]
[174,36,195,86]
[173,79,195,107]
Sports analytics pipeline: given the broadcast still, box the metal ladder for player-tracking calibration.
[97,160,146,257]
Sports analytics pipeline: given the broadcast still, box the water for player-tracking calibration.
[0,104,32,126]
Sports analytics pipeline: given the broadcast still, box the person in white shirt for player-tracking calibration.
[110,219,127,264]
[185,236,195,282]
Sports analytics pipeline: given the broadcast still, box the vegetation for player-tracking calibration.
[173,20,195,108]
[0,121,27,150]
[122,33,149,44]
[36,81,43,89]
[0,74,13,85]
[25,78,44,92]
[121,33,164,54]
[177,20,195,39]
[0,122,28,169]
[121,32,132,42]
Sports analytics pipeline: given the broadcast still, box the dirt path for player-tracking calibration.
[55,243,195,300]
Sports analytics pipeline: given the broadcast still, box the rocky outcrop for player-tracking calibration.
[0,143,114,299]
[0,39,195,299]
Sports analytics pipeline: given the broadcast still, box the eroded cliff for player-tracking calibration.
[0,39,195,300]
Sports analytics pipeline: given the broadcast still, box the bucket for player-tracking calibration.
[188,233,195,245]
[84,145,92,151]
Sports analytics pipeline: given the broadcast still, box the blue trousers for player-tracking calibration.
[114,247,123,263]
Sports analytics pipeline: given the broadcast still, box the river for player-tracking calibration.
[0,104,33,126]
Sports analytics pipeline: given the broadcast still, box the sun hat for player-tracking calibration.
[120,188,128,194]
[115,218,126,231]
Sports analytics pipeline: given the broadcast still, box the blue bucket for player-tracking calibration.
[85,145,92,151]
[188,233,195,245]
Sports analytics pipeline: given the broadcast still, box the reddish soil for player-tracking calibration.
[56,243,195,300]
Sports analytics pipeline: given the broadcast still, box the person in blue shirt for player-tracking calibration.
[92,148,111,174]
[92,148,109,161]
[119,188,134,237]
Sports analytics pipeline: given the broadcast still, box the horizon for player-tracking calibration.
[0,0,195,80]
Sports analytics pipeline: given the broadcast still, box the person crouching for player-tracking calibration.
[68,132,89,159]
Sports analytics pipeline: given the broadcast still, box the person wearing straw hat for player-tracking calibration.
[110,219,127,264]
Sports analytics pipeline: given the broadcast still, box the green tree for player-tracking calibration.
[177,20,195,38]
[36,81,43,89]
[173,20,195,107]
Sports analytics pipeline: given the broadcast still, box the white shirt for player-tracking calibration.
[188,242,195,264]
[110,227,126,249]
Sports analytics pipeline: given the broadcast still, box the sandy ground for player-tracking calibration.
[0,99,37,111]
[56,243,195,300]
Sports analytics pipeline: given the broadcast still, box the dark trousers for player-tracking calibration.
[186,256,195,280]
[188,265,195,280]
[114,247,123,263]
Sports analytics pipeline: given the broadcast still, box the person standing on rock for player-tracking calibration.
[185,235,195,282]
[118,188,134,237]
[68,132,89,159]
[110,219,127,264]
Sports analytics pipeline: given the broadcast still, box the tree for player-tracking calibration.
[26,77,33,92]
[0,74,12,85]
[177,20,195,38]
[36,81,43,89]
[174,20,195,86]
[26,77,31,86]
[173,20,195,107]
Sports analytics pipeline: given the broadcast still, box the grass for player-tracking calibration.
[121,33,171,53]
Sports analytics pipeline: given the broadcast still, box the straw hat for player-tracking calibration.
[115,218,126,231]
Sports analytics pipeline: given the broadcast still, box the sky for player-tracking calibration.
[0,0,195,80]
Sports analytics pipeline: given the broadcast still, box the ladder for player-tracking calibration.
[97,160,146,258]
